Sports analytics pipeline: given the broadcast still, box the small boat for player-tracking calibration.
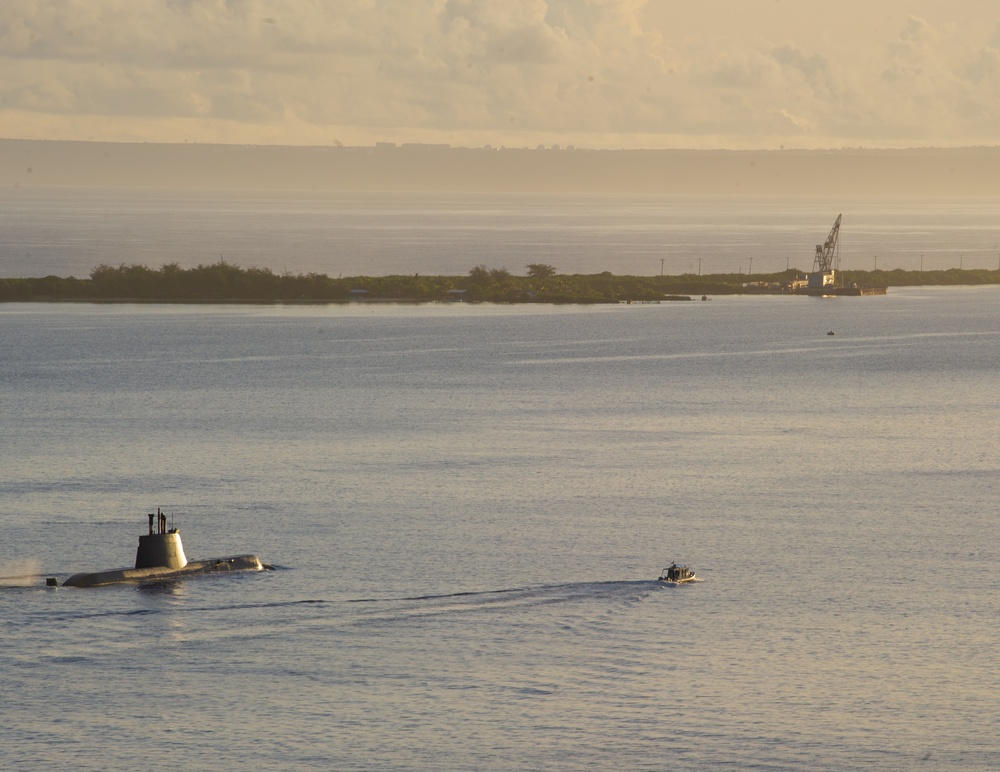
[658,563,698,584]
[55,509,270,588]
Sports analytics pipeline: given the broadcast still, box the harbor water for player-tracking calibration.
[2,187,1000,279]
[2,284,999,770]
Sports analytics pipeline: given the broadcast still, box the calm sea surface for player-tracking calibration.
[2,286,999,770]
[2,188,1000,278]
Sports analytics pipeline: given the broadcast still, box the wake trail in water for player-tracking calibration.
[11,580,677,631]
[115,580,665,619]
[333,580,668,627]
[339,580,657,604]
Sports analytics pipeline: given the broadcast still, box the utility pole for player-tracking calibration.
[660,258,664,276]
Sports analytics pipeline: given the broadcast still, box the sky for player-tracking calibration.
[3,0,1000,150]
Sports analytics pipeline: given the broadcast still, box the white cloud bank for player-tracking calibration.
[2,0,1000,148]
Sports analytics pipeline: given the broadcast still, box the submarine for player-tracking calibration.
[57,509,269,588]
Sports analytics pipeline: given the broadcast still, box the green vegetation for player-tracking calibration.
[2,261,1000,304]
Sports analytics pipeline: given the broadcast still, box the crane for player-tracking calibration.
[812,214,842,273]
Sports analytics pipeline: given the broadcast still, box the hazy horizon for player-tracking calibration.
[7,140,1000,194]
[4,2,1000,151]
[7,136,1000,153]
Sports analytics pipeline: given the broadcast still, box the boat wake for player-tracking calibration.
[8,578,692,645]
[357,579,655,603]
[335,580,663,626]
[120,580,659,622]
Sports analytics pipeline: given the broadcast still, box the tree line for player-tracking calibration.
[2,260,999,303]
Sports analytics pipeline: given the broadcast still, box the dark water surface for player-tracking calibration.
[2,288,999,770]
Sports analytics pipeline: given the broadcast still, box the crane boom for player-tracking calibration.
[813,214,842,273]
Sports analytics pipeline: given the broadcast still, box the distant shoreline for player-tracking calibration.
[4,263,1000,304]
[5,139,1000,194]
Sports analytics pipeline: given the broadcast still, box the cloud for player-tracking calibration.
[1,1,1000,148]
[860,15,1000,141]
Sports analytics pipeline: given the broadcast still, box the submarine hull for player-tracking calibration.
[62,554,265,588]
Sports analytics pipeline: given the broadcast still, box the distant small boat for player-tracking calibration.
[658,563,698,584]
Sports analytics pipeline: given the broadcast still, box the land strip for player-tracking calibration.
[3,262,1000,303]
